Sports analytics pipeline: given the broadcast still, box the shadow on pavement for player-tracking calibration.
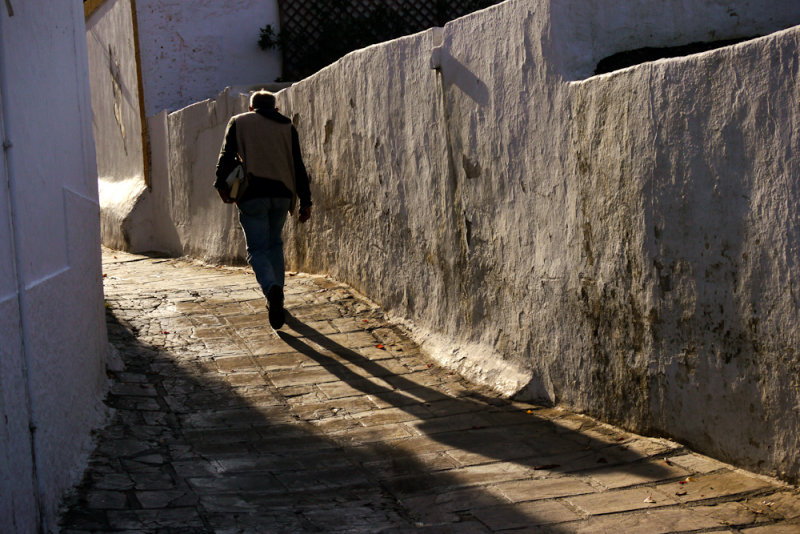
[61,294,678,533]
[278,311,677,478]
[59,313,528,532]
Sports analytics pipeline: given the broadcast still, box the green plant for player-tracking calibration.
[258,24,281,51]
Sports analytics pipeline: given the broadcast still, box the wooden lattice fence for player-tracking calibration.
[276,0,501,80]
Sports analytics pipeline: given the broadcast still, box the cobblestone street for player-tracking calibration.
[60,250,800,533]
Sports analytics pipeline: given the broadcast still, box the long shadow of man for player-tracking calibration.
[277,312,674,485]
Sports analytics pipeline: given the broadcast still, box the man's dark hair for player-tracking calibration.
[250,90,276,110]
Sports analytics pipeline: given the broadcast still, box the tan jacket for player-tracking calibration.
[234,111,296,197]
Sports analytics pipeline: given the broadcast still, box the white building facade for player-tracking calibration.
[135,0,281,116]
[87,0,282,253]
[0,1,109,532]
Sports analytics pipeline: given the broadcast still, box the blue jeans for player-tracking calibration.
[237,197,291,297]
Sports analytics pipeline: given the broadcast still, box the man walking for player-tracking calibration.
[215,90,312,329]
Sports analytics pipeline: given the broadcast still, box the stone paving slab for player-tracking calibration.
[59,250,800,533]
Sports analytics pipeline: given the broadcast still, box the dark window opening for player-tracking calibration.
[594,36,758,76]
[272,0,503,82]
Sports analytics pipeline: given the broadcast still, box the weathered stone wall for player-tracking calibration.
[131,0,800,482]
[276,0,800,482]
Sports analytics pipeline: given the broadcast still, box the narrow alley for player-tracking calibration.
[59,250,800,533]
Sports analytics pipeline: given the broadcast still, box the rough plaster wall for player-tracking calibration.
[87,0,144,183]
[0,61,35,527]
[558,33,800,478]
[25,191,109,523]
[135,109,183,255]
[636,33,800,478]
[0,136,36,534]
[0,301,37,533]
[277,26,538,392]
[548,0,800,80]
[138,0,800,481]
[136,0,281,116]
[87,0,147,251]
[165,90,249,262]
[271,0,800,481]
[0,1,108,530]
[103,88,250,259]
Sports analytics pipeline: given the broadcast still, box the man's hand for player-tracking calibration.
[299,206,312,223]
[217,187,234,204]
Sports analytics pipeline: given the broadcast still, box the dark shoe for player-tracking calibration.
[267,285,285,329]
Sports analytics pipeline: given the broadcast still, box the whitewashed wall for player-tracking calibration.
[161,90,250,261]
[100,87,252,261]
[136,0,281,116]
[87,0,148,251]
[0,1,108,531]
[278,0,800,482]
[121,0,800,482]
[91,0,282,252]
